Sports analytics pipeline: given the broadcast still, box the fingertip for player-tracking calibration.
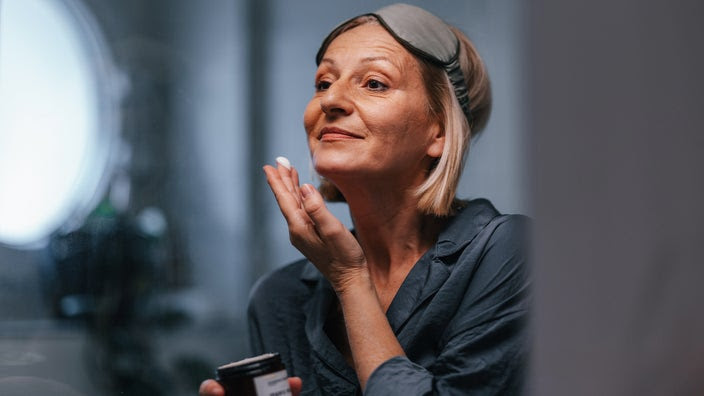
[199,379,225,396]
[262,165,277,181]
[300,184,328,220]
[288,376,303,395]
[300,184,313,198]
[276,156,292,170]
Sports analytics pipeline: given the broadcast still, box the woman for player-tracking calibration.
[201,3,529,395]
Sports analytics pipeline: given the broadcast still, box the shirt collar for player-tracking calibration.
[434,198,501,257]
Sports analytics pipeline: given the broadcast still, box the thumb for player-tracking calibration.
[288,376,303,396]
[300,184,344,236]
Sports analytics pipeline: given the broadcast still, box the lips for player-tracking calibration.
[318,127,363,141]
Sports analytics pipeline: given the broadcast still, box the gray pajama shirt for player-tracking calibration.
[247,199,530,395]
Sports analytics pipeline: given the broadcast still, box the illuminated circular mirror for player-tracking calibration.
[0,0,124,248]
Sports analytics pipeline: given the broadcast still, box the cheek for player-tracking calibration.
[303,101,320,156]
[364,102,419,143]
[360,99,402,133]
[303,99,319,136]
[367,99,437,156]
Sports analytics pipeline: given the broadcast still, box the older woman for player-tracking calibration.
[201,3,529,395]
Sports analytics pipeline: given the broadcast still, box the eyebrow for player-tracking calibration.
[319,56,399,69]
[361,56,395,64]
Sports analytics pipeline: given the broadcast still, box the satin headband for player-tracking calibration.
[315,3,472,125]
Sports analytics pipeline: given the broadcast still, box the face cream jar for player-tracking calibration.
[216,353,291,396]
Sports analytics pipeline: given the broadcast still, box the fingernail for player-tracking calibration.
[276,156,291,170]
[301,184,313,198]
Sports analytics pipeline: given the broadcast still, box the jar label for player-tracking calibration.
[253,369,291,396]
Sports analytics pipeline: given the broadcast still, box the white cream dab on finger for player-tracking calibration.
[275,156,292,170]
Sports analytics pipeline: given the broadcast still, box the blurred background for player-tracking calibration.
[0,0,702,395]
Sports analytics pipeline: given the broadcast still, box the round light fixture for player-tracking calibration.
[0,0,125,248]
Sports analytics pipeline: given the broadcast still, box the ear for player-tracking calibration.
[426,121,445,158]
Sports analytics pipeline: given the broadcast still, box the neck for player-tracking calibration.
[340,180,444,278]
[330,175,447,311]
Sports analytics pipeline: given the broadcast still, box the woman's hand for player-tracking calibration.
[263,158,368,293]
[198,377,302,396]
[264,157,405,390]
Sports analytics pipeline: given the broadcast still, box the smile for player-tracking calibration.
[318,127,363,141]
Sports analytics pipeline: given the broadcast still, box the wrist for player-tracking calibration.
[332,267,373,296]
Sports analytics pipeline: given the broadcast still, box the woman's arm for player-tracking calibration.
[334,267,405,389]
[263,162,404,389]
[365,216,530,395]
[365,311,527,395]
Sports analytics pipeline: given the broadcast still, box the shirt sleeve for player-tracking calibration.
[364,216,531,396]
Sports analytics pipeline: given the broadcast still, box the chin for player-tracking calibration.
[311,151,361,179]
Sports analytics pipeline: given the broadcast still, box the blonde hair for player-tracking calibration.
[318,20,492,216]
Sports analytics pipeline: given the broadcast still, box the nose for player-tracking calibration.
[319,82,353,117]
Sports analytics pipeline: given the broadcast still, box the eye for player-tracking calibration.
[315,80,331,91]
[365,78,388,91]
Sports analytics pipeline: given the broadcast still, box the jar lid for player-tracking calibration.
[216,353,283,379]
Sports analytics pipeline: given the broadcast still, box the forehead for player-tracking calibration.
[322,23,415,65]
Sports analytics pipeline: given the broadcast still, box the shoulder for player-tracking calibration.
[466,198,530,241]
[249,258,312,301]
[439,198,531,255]
[487,213,531,250]
[248,258,319,314]
[479,213,531,289]
[438,203,531,333]
[458,199,531,274]
[444,200,531,306]
[247,258,318,359]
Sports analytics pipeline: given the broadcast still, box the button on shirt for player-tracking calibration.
[248,199,530,395]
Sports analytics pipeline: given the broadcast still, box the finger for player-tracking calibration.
[275,155,291,170]
[291,166,300,188]
[264,165,311,228]
[290,166,302,205]
[275,157,303,208]
[199,379,225,396]
[300,184,348,238]
[276,156,298,195]
[288,377,303,396]
[264,165,299,211]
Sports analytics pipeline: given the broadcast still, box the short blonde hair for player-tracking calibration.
[318,19,492,216]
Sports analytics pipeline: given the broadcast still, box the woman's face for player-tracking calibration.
[303,23,444,189]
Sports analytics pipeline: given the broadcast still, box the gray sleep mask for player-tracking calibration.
[315,3,472,125]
